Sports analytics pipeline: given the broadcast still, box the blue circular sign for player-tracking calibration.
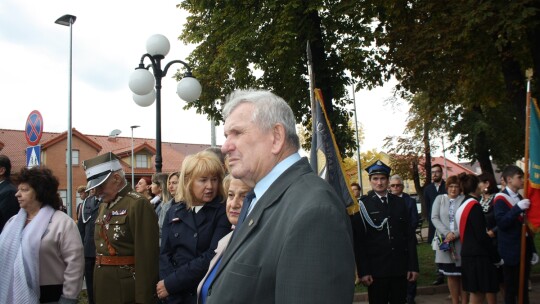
[25,110,43,146]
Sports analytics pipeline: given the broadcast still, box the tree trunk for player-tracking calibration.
[499,42,526,126]
[421,121,432,219]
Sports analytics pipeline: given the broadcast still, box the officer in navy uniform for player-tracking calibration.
[83,152,159,304]
[354,160,419,304]
[77,188,100,304]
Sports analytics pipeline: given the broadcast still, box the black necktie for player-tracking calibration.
[236,191,256,231]
[381,196,387,204]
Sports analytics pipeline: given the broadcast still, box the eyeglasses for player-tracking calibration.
[390,184,403,188]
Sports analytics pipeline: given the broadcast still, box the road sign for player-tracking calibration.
[25,110,43,146]
[26,145,41,168]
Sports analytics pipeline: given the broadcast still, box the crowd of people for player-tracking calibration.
[425,165,538,304]
[0,89,536,304]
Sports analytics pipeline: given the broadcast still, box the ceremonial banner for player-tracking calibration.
[310,89,358,214]
[528,98,540,232]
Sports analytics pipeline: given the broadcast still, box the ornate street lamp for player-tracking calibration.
[129,34,201,172]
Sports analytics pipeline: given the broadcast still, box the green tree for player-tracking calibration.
[177,0,384,155]
[357,1,539,174]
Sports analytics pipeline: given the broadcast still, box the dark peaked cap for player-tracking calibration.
[83,152,123,191]
[365,160,391,176]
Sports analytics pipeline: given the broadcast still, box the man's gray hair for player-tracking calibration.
[223,89,300,150]
[389,174,403,183]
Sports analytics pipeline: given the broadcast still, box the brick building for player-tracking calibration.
[0,128,212,219]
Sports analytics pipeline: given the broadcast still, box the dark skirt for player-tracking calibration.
[461,256,500,293]
[40,284,62,303]
[437,262,462,276]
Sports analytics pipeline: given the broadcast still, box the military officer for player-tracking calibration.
[83,152,159,304]
[354,160,419,304]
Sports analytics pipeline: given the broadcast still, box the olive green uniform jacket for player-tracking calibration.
[94,184,159,304]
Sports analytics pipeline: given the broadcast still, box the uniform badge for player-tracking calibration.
[112,209,127,216]
[172,217,180,222]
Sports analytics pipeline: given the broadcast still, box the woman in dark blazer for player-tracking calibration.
[455,173,501,304]
[157,151,231,304]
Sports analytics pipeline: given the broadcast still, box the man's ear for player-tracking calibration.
[270,123,286,154]
[0,167,5,177]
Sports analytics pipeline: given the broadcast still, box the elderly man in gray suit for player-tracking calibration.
[200,89,355,304]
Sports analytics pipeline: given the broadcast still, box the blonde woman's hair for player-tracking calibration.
[175,150,225,208]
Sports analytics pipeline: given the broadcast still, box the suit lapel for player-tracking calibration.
[213,158,311,282]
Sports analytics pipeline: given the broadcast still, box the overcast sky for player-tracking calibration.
[0,0,440,160]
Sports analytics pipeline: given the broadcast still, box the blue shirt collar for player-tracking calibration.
[254,153,301,201]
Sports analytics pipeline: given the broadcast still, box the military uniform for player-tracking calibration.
[94,185,159,304]
[353,160,419,304]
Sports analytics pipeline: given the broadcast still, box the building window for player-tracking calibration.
[59,190,67,207]
[65,150,80,166]
[136,154,148,168]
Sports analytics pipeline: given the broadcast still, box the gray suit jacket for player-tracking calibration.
[205,157,355,304]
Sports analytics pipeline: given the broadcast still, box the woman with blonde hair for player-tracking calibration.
[157,151,230,304]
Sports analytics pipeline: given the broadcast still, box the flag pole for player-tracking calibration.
[519,68,533,304]
[307,42,316,136]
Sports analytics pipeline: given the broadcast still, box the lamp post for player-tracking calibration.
[55,14,76,217]
[129,34,202,172]
[130,125,140,186]
[351,82,363,195]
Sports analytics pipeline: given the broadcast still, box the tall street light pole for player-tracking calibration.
[129,34,202,172]
[351,82,363,195]
[130,125,140,186]
[55,14,76,217]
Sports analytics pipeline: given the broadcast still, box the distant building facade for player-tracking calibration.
[0,128,213,219]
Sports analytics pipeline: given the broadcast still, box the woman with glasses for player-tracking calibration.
[431,175,468,304]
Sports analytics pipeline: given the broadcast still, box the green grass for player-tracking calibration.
[355,233,540,293]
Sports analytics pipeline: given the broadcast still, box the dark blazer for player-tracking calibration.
[77,195,100,257]
[402,192,419,230]
[0,180,19,233]
[160,198,230,304]
[494,190,536,266]
[460,196,500,263]
[424,180,446,242]
[205,158,356,304]
[355,192,419,278]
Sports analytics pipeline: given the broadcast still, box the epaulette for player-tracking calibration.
[127,191,143,199]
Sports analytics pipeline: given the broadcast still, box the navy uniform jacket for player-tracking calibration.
[494,190,536,266]
[160,197,230,304]
[0,180,18,233]
[355,192,419,278]
[77,195,100,257]
[423,180,446,242]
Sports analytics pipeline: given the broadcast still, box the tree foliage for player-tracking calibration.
[176,0,540,168]
[362,0,540,171]
[177,0,386,155]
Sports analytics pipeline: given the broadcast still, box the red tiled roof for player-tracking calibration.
[423,156,475,177]
[0,128,213,174]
